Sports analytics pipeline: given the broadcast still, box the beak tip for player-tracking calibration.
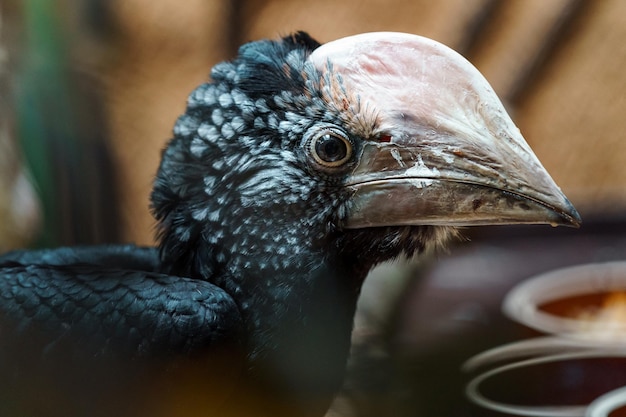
[562,206,583,229]
[545,195,582,228]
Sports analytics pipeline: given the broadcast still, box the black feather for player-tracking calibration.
[233,32,320,97]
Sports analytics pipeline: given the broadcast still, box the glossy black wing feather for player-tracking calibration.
[0,245,245,417]
[0,244,161,272]
[0,245,243,357]
[0,265,242,357]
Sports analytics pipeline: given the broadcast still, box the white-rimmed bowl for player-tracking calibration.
[503,262,626,341]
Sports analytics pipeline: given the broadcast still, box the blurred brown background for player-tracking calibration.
[1,0,625,248]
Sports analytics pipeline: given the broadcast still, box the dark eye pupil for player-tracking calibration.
[315,134,347,162]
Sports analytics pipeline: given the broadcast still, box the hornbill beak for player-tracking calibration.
[309,32,581,228]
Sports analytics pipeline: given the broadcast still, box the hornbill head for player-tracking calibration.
[153,30,580,283]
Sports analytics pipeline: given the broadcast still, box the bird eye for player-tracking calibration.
[308,129,353,168]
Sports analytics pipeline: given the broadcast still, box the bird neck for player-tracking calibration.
[202,234,367,407]
[223,247,363,364]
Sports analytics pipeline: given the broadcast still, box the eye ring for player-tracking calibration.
[307,128,353,168]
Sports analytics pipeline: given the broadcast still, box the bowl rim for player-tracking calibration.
[502,261,626,338]
[585,386,626,417]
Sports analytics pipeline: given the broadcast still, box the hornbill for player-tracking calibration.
[0,32,580,417]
